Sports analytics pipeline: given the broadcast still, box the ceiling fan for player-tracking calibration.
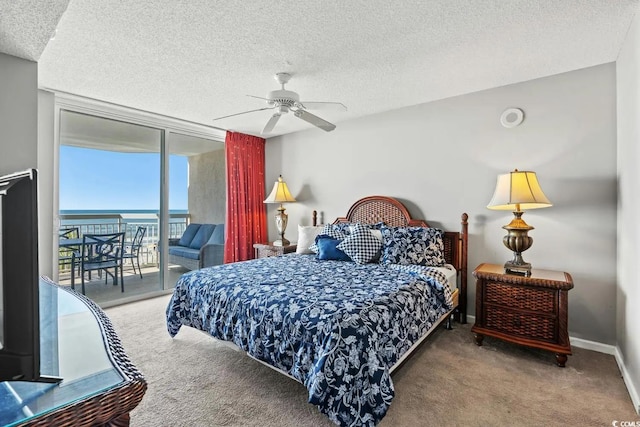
[213,73,347,134]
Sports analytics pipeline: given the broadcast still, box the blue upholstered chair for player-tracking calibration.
[167,223,225,270]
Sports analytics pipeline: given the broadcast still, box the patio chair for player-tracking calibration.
[123,226,146,279]
[59,227,80,276]
[72,232,125,295]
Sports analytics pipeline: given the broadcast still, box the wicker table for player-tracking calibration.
[471,263,573,367]
[1,278,146,426]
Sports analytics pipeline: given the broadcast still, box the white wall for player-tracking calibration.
[616,6,640,414]
[0,53,38,174]
[37,90,55,278]
[266,63,618,345]
[0,54,55,280]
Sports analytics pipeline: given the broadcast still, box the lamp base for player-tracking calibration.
[504,260,532,276]
[272,205,289,247]
[272,238,290,247]
[502,211,534,276]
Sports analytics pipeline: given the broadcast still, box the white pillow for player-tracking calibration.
[296,225,323,254]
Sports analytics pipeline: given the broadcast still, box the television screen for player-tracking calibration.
[0,169,40,382]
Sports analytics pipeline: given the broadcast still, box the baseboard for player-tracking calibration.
[615,347,640,415]
[569,336,616,355]
[464,315,638,413]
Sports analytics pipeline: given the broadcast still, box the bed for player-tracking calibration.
[166,196,468,426]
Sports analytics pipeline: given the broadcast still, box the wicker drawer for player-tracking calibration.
[485,281,555,313]
[486,307,556,341]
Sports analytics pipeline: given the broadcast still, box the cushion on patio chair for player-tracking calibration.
[168,246,201,260]
[178,223,201,247]
[189,224,216,249]
[207,224,225,245]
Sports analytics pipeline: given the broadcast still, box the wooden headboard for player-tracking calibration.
[318,195,469,323]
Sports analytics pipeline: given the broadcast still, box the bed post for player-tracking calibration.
[459,213,469,324]
[312,210,317,227]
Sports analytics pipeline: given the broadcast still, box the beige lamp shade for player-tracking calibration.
[264,175,296,204]
[487,170,552,211]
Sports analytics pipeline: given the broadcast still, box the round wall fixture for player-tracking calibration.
[500,108,524,128]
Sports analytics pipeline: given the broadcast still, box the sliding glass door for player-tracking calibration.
[55,102,226,307]
[162,132,225,290]
[58,110,165,305]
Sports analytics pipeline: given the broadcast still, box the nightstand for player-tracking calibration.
[471,263,574,367]
[253,242,297,259]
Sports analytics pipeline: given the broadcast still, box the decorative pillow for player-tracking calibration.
[309,223,349,253]
[380,225,446,267]
[315,235,351,261]
[178,223,201,247]
[296,225,323,254]
[333,222,353,236]
[337,223,383,264]
[348,221,385,233]
[369,229,383,243]
[189,224,215,249]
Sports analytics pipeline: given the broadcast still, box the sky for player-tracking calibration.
[59,146,188,211]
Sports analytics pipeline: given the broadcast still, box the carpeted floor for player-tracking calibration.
[105,295,637,426]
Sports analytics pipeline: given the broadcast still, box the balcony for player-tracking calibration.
[57,212,191,307]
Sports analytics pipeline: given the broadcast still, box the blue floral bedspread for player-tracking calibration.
[166,254,453,426]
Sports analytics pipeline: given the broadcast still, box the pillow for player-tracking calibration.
[347,221,385,233]
[178,223,202,247]
[315,235,351,261]
[337,223,383,264]
[309,223,349,253]
[189,224,216,249]
[380,225,446,267]
[296,225,323,254]
[207,223,225,245]
[333,222,353,236]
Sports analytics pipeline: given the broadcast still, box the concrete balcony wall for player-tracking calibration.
[188,148,226,224]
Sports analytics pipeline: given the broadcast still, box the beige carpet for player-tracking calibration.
[105,295,637,426]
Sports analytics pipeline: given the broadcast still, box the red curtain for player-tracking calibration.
[224,131,267,263]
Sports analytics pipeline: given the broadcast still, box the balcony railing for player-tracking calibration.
[58,212,190,275]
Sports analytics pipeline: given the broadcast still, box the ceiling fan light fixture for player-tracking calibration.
[214,73,344,134]
[267,89,299,104]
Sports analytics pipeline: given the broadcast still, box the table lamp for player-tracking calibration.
[264,175,296,246]
[487,169,552,276]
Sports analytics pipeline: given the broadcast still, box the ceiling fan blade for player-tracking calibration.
[299,101,347,112]
[262,113,281,134]
[213,106,274,121]
[247,94,270,101]
[293,110,336,132]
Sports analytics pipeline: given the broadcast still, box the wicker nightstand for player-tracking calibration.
[253,242,297,259]
[471,263,574,367]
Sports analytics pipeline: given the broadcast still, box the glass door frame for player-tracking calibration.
[52,92,225,300]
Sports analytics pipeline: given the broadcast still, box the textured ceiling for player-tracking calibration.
[2,1,638,137]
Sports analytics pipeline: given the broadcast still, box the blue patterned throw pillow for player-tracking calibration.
[337,223,383,264]
[380,225,446,267]
[315,235,351,261]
